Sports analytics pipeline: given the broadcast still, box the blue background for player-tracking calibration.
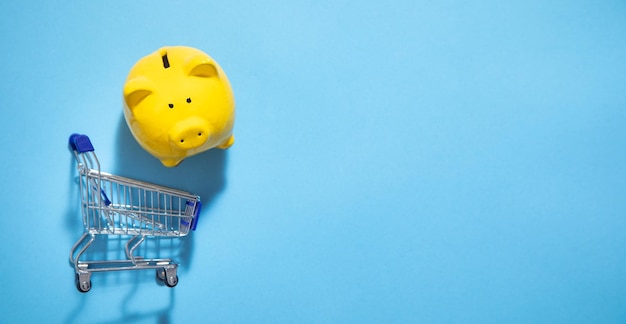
[1,0,625,323]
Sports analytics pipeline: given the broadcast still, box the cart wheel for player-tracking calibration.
[165,275,178,288]
[75,274,92,293]
[156,269,166,281]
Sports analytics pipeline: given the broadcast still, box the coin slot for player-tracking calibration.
[162,53,170,69]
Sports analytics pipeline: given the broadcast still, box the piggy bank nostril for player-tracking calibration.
[175,130,206,147]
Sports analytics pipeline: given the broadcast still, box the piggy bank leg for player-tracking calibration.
[161,158,182,167]
[217,135,234,149]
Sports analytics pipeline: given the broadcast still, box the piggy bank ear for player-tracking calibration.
[185,55,218,78]
[124,77,153,110]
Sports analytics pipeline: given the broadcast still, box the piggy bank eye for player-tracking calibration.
[168,103,174,109]
[186,97,192,103]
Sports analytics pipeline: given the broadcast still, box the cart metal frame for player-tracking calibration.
[68,134,201,292]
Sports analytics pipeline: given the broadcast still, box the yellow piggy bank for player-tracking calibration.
[123,46,235,167]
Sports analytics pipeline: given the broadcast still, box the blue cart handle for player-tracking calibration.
[69,133,95,153]
[191,200,202,231]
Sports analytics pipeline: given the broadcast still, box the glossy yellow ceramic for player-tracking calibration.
[123,46,235,167]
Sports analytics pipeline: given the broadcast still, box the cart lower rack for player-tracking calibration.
[68,134,201,292]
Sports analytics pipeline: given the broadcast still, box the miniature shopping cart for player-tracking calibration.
[68,134,201,292]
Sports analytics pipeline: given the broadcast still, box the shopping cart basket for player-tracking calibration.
[68,133,202,292]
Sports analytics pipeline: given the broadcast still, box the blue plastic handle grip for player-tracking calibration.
[69,133,80,151]
[190,200,202,231]
[70,134,94,153]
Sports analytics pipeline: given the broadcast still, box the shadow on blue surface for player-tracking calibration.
[64,274,175,324]
[113,114,228,269]
[116,284,175,324]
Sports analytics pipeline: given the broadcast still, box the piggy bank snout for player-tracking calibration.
[169,118,211,150]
